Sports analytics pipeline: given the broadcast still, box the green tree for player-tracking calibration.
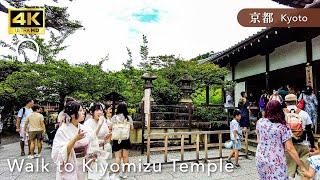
[123,47,133,70]
[139,35,150,71]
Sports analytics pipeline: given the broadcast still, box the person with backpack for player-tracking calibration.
[16,99,34,156]
[284,94,315,179]
[110,102,134,179]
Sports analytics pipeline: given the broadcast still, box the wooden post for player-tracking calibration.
[145,89,152,163]
[204,133,208,162]
[181,135,185,161]
[141,102,145,154]
[164,135,168,163]
[219,133,222,158]
[245,130,249,158]
[196,133,200,161]
[147,132,151,163]
[188,104,192,145]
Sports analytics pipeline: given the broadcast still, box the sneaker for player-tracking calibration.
[28,155,35,159]
[120,172,128,179]
[110,173,120,180]
[225,160,232,164]
[34,154,41,158]
[234,164,240,168]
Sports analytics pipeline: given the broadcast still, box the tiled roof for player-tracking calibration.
[202,0,320,64]
[272,0,315,8]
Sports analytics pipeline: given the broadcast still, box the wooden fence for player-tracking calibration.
[146,130,249,164]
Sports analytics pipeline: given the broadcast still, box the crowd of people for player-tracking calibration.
[225,85,320,179]
[15,97,133,180]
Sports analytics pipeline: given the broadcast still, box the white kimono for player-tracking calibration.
[51,123,93,180]
[84,118,112,180]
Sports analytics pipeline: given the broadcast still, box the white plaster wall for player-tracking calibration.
[234,81,246,107]
[270,41,306,71]
[234,55,265,80]
[225,72,232,81]
[313,35,320,61]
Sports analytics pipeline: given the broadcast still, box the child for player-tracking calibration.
[226,109,242,168]
[302,140,320,179]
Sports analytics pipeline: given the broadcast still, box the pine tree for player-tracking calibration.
[123,47,133,70]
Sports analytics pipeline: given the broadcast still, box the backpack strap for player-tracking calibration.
[284,108,290,113]
[295,108,302,114]
[21,107,26,118]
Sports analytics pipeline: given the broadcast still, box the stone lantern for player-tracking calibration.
[141,72,157,102]
[179,73,194,103]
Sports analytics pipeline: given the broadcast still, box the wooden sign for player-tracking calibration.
[306,65,313,88]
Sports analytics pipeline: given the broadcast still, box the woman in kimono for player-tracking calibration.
[51,101,96,180]
[84,103,112,180]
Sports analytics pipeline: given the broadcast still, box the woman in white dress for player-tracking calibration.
[51,101,96,180]
[84,103,112,180]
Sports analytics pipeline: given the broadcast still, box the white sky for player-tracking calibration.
[0,0,286,71]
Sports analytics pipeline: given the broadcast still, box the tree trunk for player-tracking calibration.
[59,94,66,112]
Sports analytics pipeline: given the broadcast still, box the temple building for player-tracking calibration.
[204,0,320,106]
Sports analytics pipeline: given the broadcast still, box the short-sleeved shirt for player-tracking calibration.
[256,118,293,179]
[27,112,44,132]
[18,107,33,128]
[308,155,320,173]
[230,119,241,140]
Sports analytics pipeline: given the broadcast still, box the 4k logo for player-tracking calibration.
[8,8,45,34]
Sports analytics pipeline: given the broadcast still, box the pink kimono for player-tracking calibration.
[52,123,91,180]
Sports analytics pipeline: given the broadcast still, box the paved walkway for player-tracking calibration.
[0,142,259,180]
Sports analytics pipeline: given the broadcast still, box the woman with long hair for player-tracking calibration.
[255,100,306,179]
[110,102,133,179]
[51,101,95,180]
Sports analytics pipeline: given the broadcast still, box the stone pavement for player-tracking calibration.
[0,142,259,180]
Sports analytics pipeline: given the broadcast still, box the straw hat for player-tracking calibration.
[285,94,297,102]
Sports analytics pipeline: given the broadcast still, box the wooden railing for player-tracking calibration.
[146,130,249,164]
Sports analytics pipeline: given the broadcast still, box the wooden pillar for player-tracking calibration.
[306,39,316,89]
[188,103,192,145]
[265,54,270,91]
[231,62,235,81]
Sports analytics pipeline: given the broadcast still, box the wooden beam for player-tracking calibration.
[265,54,270,91]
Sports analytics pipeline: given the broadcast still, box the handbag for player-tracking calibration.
[224,140,233,149]
[297,94,305,110]
[111,121,130,143]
